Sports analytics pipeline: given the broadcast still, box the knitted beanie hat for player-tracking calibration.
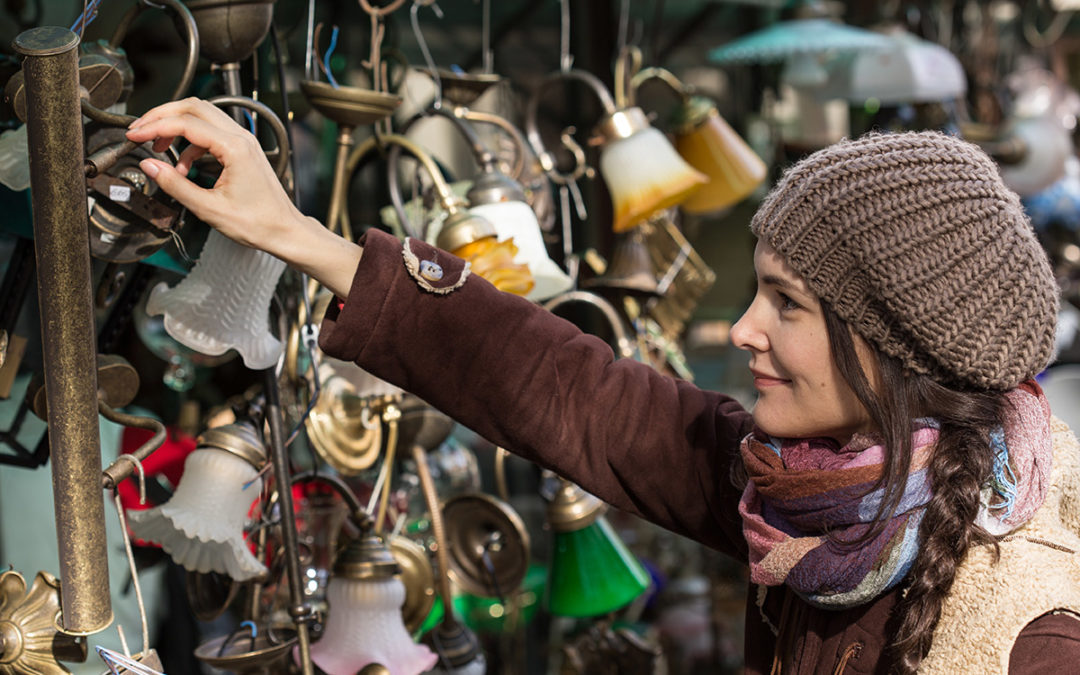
[751,130,1058,391]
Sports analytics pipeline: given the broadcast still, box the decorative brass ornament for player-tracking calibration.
[443,493,530,598]
[31,354,140,420]
[386,535,436,634]
[0,570,88,674]
[85,125,181,263]
[304,363,386,475]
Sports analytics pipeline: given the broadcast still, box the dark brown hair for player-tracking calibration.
[821,303,1006,673]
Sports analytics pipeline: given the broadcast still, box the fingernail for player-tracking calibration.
[127,117,144,129]
[140,159,159,178]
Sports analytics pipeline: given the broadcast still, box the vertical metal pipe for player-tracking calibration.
[14,25,112,635]
[263,369,313,675]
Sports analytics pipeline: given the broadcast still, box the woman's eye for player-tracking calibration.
[778,292,800,311]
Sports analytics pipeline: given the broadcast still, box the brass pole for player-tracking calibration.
[14,25,112,635]
[263,369,315,675]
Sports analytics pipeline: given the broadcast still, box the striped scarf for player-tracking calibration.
[738,382,1052,609]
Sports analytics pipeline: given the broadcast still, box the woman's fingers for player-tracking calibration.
[138,157,212,216]
[175,143,208,176]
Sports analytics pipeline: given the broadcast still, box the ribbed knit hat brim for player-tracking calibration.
[751,131,1059,391]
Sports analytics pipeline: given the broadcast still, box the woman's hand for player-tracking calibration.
[126,97,363,299]
[126,97,304,253]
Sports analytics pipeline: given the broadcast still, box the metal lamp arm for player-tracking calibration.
[82,0,201,128]
[525,69,616,181]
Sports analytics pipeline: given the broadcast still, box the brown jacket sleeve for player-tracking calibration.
[1009,613,1080,673]
[318,229,755,557]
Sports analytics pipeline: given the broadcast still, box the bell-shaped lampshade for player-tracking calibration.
[467,173,573,302]
[310,531,437,675]
[435,209,535,296]
[545,481,650,617]
[673,97,767,215]
[596,107,707,232]
[819,27,967,105]
[128,421,267,581]
[585,226,661,297]
[146,228,286,370]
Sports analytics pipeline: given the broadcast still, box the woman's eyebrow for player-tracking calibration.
[760,273,798,291]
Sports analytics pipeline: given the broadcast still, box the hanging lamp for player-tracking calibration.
[545,479,650,618]
[127,421,268,581]
[626,58,766,215]
[525,69,706,233]
[309,526,438,675]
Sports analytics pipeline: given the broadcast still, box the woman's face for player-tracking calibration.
[730,240,877,443]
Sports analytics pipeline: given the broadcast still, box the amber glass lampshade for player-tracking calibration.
[435,209,535,296]
[596,107,707,232]
[673,97,767,215]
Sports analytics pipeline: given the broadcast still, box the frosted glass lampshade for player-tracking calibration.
[127,433,266,581]
[823,28,967,104]
[673,98,767,215]
[998,115,1073,197]
[311,531,437,675]
[146,229,286,370]
[598,112,707,232]
[468,201,572,301]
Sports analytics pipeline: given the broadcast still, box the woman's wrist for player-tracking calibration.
[277,214,364,300]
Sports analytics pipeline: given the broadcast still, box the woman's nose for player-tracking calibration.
[730,304,767,352]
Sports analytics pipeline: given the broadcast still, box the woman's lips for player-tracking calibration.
[751,370,789,388]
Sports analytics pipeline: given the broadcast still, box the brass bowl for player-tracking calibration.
[300,80,401,128]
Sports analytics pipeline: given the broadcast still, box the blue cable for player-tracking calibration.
[70,0,103,34]
[323,25,340,88]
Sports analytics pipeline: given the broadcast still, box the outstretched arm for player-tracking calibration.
[125,97,362,299]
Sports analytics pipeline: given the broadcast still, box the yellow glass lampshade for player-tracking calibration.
[596,107,707,232]
[674,98,767,215]
[436,210,535,296]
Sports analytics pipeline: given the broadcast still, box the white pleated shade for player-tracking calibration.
[310,577,437,675]
[599,127,706,232]
[128,447,266,581]
[467,201,572,302]
[147,229,286,370]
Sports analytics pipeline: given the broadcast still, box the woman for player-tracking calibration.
[126,99,1080,672]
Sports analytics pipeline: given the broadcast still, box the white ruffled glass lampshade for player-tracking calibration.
[467,201,572,302]
[597,109,706,232]
[146,228,286,370]
[127,444,266,581]
[310,576,437,675]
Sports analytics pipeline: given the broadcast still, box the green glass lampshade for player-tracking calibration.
[545,515,650,617]
[708,18,892,65]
